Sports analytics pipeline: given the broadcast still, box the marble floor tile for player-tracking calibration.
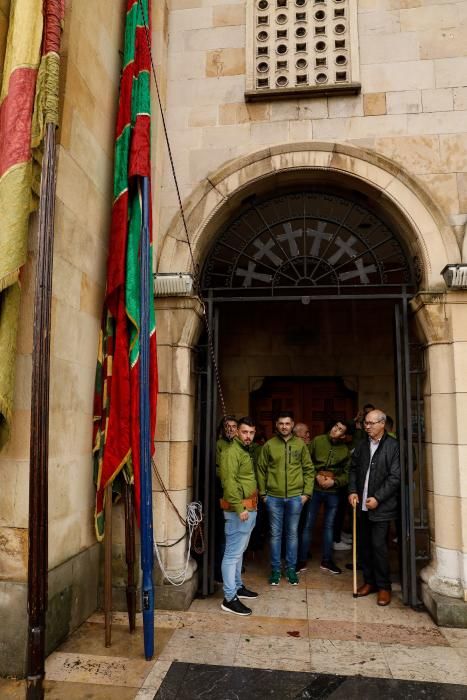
[308,618,448,646]
[246,587,309,619]
[155,609,309,638]
[57,622,174,659]
[440,626,467,648]
[310,639,392,679]
[45,651,153,687]
[0,679,25,699]
[138,658,173,695]
[43,681,139,699]
[383,644,467,685]
[158,628,241,667]
[234,633,311,672]
[307,589,436,628]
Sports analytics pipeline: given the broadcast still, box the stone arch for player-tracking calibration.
[157,141,460,291]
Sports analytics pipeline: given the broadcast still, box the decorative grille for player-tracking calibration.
[202,192,415,295]
[245,0,360,99]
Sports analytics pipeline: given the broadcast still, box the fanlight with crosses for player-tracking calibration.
[202,191,415,295]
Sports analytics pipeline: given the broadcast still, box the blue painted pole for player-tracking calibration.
[139,175,154,660]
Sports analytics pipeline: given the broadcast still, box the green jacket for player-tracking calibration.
[257,434,315,498]
[310,433,350,493]
[216,437,232,478]
[219,437,257,513]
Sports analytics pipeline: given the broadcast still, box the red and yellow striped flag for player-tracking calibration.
[0,0,63,449]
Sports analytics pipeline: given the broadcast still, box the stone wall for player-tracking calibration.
[0,0,124,677]
[158,0,467,252]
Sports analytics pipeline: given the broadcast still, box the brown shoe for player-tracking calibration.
[356,583,377,597]
[377,590,391,606]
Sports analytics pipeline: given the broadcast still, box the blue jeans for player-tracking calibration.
[222,511,257,601]
[265,495,303,571]
[298,490,339,563]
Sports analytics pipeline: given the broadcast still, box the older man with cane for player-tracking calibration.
[348,409,400,606]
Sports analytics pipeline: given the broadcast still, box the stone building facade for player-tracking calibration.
[2,0,467,677]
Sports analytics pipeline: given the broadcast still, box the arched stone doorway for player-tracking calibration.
[155,143,467,623]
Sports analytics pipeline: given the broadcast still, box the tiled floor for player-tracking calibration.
[2,551,467,698]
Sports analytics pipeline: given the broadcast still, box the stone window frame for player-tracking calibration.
[245,0,361,101]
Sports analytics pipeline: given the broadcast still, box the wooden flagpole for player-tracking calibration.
[26,121,57,700]
[104,485,113,646]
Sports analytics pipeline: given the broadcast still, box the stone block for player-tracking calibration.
[0,582,27,677]
[328,95,363,118]
[167,50,206,80]
[435,57,467,88]
[213,4,244,26]
[169,7,213,31]
[360,32,419,65]
[189,104,218,127]
[219,102,269,125]
[377,134,443,176]
[440,134,467,173]
[298,99,328,120]
[80,272,105,319]
[361,61,435,92]
[417,173,459,217]
[250,120,288,146]
[420,26,467,61]
[0,526,27,581]
[386,90,421,115]
[431,443,459,499]
[289,119,314,142]
[422,88,453,113]
[169,441,193,490]
[185,26,244,52]
[202,124,250,148]
[434,494,462,549]
[363,92,386,116]
[189,147,235,182]
[170,394,195,442]
[457,173,467,212]
[52,256,82,311]
[422,583,467,628]
[206,48,245,77]
[408,108,467,135]
[453,87,467,110]
[400,5,459,32]
[357,9,400,34]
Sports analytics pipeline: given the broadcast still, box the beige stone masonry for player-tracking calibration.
[387,90,421,115]
[213,4,244,27]
[363,93,387,116]
[219,102,269,125]
[422,88,454,113]
[206,48,245,77]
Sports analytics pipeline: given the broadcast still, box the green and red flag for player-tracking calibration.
[93,0,157,540]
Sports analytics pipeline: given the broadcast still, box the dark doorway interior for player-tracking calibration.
[250,376,358,439]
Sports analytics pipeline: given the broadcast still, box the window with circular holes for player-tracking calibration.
[247,0,360,97]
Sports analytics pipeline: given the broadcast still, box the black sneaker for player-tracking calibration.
[237,585,258,599]
[221,596,252,616]
[320,560,342,575]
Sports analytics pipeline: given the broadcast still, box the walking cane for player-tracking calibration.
[352,500,358,598]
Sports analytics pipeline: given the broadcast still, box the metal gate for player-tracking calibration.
[193,187,425,603]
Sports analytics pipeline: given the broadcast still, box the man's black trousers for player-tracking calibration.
[358,511,391,591]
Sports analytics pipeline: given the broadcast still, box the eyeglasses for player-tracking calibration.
[364,419,384,427]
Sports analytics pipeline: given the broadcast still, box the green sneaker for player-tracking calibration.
[286,567,299,585]
[269,569,281,586]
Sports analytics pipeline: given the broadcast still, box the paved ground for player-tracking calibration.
[2,551,467,698]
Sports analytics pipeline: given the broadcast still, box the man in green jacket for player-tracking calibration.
[257,411,315,585]
[297,421,351,575]
[219,416,259,616]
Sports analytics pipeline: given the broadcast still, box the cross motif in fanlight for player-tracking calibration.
[235,261,273,287]
[235,223,377,287]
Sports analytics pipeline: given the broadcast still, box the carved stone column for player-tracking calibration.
[412,292,467,625]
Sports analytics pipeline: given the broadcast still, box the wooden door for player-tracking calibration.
[250,377,357,440]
